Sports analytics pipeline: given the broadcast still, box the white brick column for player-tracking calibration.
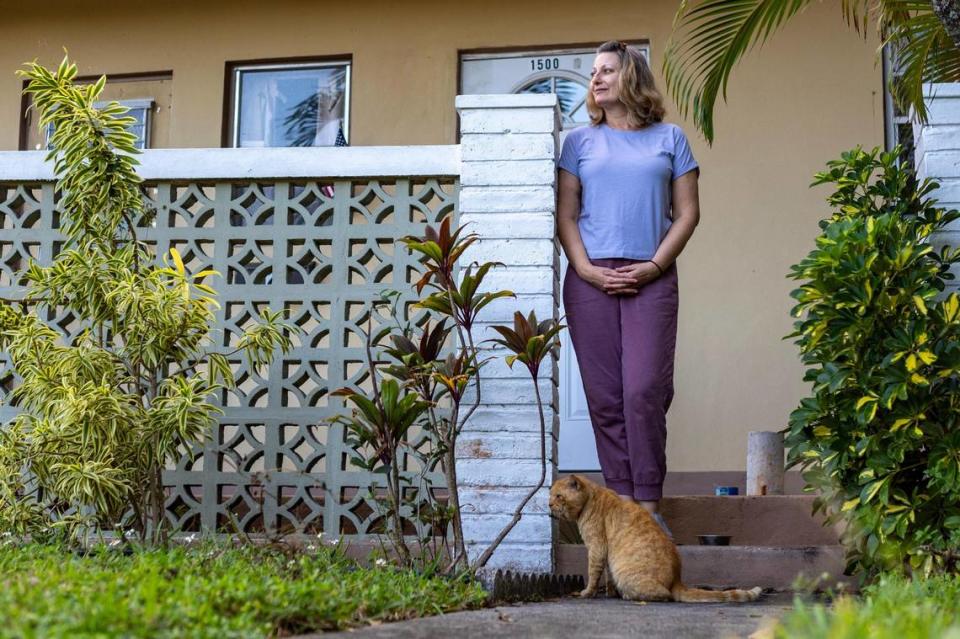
[915,83,960,287]
[454,94,561,572]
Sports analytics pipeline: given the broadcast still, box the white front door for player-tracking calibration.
[556,254,601,470]
[460,45,649,470]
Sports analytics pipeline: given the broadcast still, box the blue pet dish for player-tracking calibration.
[714,486,739,496]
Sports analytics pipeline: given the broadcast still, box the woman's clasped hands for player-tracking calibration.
[579,261,661,296]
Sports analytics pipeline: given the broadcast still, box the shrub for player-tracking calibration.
[331,218,562,573]
[0,58,293,543]
[786,147,960,576]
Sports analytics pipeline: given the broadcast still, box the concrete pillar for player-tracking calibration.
[746,431,784,496]
[454,94,561,572]
[915,83,960,290]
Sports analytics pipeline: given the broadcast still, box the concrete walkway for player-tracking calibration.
[314,593,794,639]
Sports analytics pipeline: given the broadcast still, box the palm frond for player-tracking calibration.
[664,0,960,143]
[663,0,815,144]
[882,0,960,123]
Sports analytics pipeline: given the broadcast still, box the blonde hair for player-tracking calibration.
[588,41,666,128]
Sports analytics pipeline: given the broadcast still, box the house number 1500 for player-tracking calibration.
[529,57,561,71]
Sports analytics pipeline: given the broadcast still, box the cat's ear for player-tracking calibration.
[567,475,581,490]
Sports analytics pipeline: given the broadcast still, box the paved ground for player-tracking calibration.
[312,592,795,638]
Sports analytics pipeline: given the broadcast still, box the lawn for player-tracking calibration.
[0,540,486,638]
[776,573,960,639]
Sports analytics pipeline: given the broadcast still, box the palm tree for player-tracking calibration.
[663,0,960,144]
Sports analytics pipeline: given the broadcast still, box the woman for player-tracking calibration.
[557,40,700,535]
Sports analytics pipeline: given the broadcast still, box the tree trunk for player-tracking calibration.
[933,0,960,49]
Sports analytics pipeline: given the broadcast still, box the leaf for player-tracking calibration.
[842,497,860,512]
[913,295,928,315]
[906,353,918,372]
[944,293,959,322]
[860,479,885,504]
[168,248,184,275]
[891,418,912,432]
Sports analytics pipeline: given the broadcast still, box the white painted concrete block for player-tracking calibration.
[462,405,555,434]
[916,125,960,157]
[461,160,556,186]
[456,433,554,462]
[465,542,553,572]
[459,459,551,487]
[922,150,960,180]
[460,108,557,134]
[473,293,554,324]
[927,95,960,125]
[475,266,555,297]
[460,185,555,214]
[456,94,559,110]
[461,512,552,543]
[463,238,554,265]
[460,212,555,239]
[459,486,551,516]
[461,134,555,162]
[927,177,960,205]
[462,377,555,406]
[472,347,557,381]
[461,404,548,432]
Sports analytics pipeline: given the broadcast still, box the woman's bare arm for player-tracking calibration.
[652,170,700,268]
[614,169,700,287]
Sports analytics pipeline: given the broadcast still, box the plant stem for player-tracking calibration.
[388,455,411,565]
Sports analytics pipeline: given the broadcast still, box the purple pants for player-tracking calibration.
[563,259,679,501]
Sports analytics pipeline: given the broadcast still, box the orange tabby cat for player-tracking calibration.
[549,474,762,603]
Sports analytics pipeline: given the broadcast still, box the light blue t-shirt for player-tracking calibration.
[558,122,699,260]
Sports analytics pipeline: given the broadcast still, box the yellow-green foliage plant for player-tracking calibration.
[0,57,293,544]
[787,147,960,576]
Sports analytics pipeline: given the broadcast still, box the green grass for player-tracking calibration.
[0,541,486,638]
[776,574,960,639]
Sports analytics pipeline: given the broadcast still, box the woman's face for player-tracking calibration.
[591,52,622,109]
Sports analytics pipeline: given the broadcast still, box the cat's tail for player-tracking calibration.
[672,584,762,603]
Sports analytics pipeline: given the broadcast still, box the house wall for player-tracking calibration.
[916,84,960,265]
[0,0,885,473]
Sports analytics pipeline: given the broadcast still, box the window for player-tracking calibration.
[20,72,171,151]
[460,44,651,130]
[227,61,350,148]
[43,98,153,151]
[883,44,914,167]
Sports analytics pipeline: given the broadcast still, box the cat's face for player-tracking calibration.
[549,475,589,521]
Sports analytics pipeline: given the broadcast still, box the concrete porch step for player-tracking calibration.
[556,544,849,591]
[559,495,840,547]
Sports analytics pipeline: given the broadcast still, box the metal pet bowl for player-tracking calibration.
[697,534,731,546]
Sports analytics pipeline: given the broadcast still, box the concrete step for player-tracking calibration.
[559,495,840,547]
[556,544,849,591]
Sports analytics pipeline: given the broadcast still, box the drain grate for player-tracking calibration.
[479,569,585,603]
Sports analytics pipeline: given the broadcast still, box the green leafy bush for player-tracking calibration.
[775,574,960,638]
[786,147,960,576]
[0,541,485,638]
[0,58,293,542]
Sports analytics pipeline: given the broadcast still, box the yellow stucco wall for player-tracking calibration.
[0,0,885,472]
